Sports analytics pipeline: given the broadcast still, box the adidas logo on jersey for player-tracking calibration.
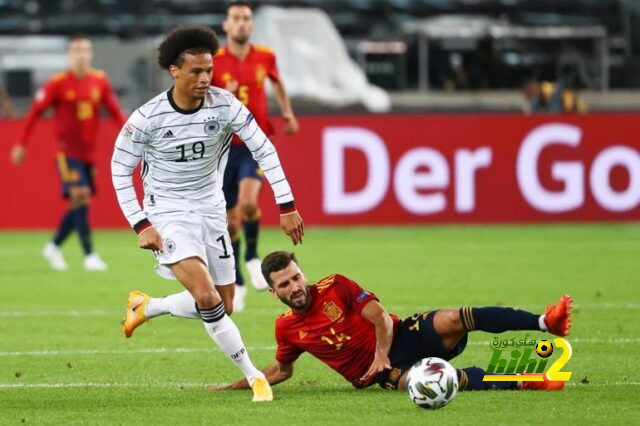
[162,130,175,139]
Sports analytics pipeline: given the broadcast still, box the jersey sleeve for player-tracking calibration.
[224,96,294,208]
[101,76,127,126]
[18,77,58,146]
[333,274,379,315]
[274,321,303,364]
[110,110,149,232]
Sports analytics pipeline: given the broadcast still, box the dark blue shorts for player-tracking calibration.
[377,310,468,389]
[55,154,95,198]
[222,144,263,209]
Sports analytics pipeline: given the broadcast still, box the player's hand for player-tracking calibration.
[138,226,163,251]
[280,210,304,245]
[10,144,26,166]
[361,352,392,382]
[282,113,299,134]
[225,80,239,93]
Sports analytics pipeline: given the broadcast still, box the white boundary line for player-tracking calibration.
[1,337,638,357]
[0,381,638,389]
[1,303,639,318]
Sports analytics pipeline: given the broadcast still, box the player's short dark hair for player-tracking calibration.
[157,26,219,69]
[226,1,253,14]
[262,251,299,287]
[69,33,90,44]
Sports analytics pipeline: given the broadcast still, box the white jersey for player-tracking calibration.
[111,87,294,229]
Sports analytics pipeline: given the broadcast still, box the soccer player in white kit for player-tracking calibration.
[111,26,303,402]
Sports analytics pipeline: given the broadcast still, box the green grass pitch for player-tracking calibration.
[0,224,638,424]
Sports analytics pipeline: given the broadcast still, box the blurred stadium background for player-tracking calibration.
[0,1,638,424]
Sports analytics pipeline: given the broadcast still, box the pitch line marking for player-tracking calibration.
[1,337,638,357]
[1,303,639,318]
[0,381,638,389]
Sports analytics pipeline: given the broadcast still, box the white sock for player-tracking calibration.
[200,304,264,385]
[538,315,548,331]
[146,290,200,320]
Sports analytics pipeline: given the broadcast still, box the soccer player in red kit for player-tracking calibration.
[212,1,299,310]
[212,251,573,393]
[10,34,126,271]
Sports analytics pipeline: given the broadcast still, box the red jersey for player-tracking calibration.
[19,69,126,163]
[212,44,280,143]
[275,274,400,388]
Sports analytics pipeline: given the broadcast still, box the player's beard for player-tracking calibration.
[231,34,249,45]
[281,288,309,310]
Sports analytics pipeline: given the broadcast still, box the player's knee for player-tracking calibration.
[193,288,221,310]
[239,200,258,220]
[445,309,464,331]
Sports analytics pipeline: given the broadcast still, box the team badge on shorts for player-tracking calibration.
[164,238,176,254]
[204,119,221,136]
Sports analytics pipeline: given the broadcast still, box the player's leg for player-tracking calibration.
[170,256,272,401]
[44,153,77,270]
[237,172,268,291]
[223,148,247,311]
[227,206,247,311]
[68,161,106,270]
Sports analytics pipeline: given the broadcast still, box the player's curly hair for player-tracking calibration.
[157,26,219,69]
[262,251,300,287]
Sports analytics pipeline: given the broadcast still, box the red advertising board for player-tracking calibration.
[1,113,639,229]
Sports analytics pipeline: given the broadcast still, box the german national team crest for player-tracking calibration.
[323,301,343,322]
[204,119,221,136]
[164,238,176,254]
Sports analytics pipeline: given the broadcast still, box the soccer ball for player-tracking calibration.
[406,357,458,409]
[536,340,554,358]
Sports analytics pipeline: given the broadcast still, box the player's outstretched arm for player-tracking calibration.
[111,112,153,242]
[11,78,57,165]
[208,361,294,390]
[272,80,298,134]
[360,300,394,382]
[227,97,304,244]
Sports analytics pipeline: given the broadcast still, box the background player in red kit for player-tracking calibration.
[212,1,299,311]
[212,251,573,393]
[10,34,126,271]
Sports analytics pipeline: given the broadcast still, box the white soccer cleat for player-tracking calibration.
[84,252,108,271]
[42,242,68,271]
[246,258,269,291]
[233,284,247,313]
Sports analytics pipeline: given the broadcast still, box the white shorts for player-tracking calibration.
[147,210,235,286]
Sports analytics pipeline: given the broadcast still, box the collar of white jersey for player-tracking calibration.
[166,87,205,115]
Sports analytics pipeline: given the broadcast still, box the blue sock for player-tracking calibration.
[243,211,260,261]
[459,307,541,333]
[458,367,517,391]
[231,233,243,286]
[52,210,75,246]
[72,205,93,255]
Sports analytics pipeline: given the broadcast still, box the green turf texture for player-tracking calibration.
[0,225,638,425]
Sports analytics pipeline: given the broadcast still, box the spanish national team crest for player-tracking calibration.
[204,119,221,136]
[323,301,343,322]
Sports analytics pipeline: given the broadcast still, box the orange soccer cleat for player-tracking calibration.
[520,374,565,391]
[122,290,150,338]
[251,377,274,402]
[544,294,573,337]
